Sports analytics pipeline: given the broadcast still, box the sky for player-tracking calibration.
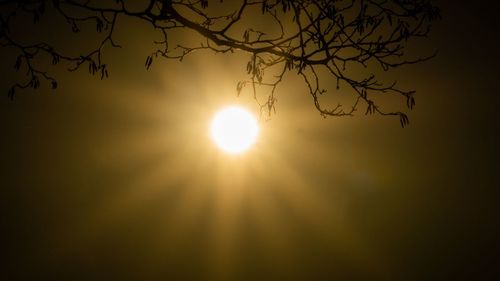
[1,1,499,280]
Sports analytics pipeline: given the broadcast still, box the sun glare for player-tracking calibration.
[210,106,259,154]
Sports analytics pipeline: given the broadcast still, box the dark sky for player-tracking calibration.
[1,1,499,280]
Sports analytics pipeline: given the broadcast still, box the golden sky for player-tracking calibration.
[1,1,499,280]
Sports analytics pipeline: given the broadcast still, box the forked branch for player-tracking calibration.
[0,0,440,127]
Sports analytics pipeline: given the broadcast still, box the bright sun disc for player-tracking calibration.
[210,106,259,154]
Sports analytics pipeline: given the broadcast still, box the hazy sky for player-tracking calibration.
[1,1,499,280]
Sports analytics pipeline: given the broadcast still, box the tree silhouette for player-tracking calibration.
[0,0,440,127]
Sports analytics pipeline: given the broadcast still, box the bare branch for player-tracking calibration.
[1,0,440,127]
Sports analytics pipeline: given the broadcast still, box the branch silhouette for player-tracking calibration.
[0,0,440,127]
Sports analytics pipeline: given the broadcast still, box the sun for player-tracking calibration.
[210,106,259,154]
